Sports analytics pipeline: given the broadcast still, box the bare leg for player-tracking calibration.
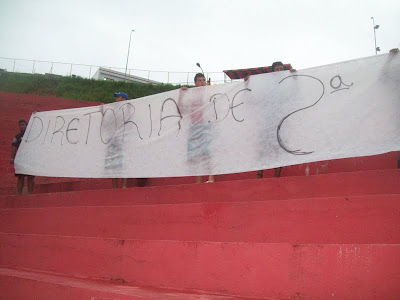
[257,170,263,178]
[112,178,118,189]
[275,167,282,178]
[206,175,215,183]
[17,175,25,195]
[27,176,35,194]
[196,176,202,184]
[122,178,128,188]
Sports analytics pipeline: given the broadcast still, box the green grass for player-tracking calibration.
[0,72,184,103]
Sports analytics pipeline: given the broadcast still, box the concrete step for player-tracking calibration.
[0,267,244,300]
[0,178,112,196]
[0,233,398,299]
[2,169,399,209]
[0,151,398,192]
[1,194,399,244]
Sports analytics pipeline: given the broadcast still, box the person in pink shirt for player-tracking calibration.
[180,73,215,183]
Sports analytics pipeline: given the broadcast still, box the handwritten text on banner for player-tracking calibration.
[15,54,400,178]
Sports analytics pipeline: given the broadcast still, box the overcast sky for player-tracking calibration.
[1,0,399,84]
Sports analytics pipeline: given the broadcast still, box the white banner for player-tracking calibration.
[15,54,400,178]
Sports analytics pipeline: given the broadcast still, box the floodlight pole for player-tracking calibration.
[124,30,134,81]
[371,17,379,55]
[196,62,210,84]
[196,62,204,74]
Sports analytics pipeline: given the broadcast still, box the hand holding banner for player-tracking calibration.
[16,54,400,178]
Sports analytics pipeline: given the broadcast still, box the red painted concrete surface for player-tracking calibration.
[1,194,399,244]
[1,233,399,299]
[0,268,243,300]
[1,152,398,195]
[1,91,400,299]
[1,169,399,209]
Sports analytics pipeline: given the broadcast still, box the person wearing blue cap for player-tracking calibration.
[103,92,148,188]
[106,92,129,188]
[113,92,128,101]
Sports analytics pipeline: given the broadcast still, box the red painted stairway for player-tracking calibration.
[0,92,399,299]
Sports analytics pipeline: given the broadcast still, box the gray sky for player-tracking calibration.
[0,0,399,84]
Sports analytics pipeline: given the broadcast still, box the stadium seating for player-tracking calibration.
[0,91,399,299]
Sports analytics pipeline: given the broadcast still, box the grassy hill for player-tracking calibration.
[0,72,183,103]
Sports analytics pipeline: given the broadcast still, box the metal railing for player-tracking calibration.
[0,57,231,85]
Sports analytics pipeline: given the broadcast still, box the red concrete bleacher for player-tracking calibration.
[0,91,107,194]
[0,91,399,299]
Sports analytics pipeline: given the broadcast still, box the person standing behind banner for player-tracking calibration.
[10,120,35,194]
[179,73,215,184]
[245,61,296,179]
[102,92,148,189]
[269,62,296,178]
[102,92,129,188]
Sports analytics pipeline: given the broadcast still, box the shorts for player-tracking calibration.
[187,123,212,163]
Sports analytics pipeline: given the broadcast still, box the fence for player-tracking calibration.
[0,57,231,85]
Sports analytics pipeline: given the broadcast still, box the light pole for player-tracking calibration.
[196,62,204,74]
[196,62,210,85]
[124,29,134,81]
[371,17,380,55]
